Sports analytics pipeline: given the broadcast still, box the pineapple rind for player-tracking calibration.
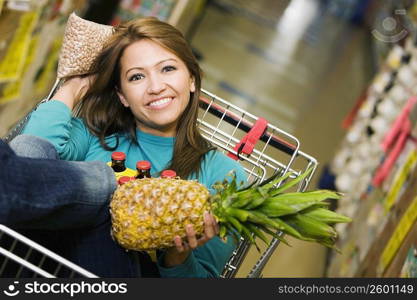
[110,178,210,251]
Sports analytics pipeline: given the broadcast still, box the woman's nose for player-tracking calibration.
[147,73,165,94]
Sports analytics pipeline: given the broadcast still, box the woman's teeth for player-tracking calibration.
[149,98,172,107]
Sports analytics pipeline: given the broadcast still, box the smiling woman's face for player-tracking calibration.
[117,39,195,137]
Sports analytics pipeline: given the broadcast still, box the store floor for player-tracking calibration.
[190,0,375,277]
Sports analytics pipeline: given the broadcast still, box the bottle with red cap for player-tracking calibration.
[135,160,151,179]
[118,176,134,185]
[111,152,126,172]
[161,169,177,178]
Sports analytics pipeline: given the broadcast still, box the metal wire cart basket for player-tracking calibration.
[1,88,318,278]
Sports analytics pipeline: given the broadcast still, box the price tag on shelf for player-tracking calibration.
[0,10,39,82]
[378,196,417,275]
[384,148,417,212]
[0,81,20,104]
[0,34,39,104]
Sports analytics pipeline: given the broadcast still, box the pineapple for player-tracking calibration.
[110,177,210,250]
[110,169,351,251]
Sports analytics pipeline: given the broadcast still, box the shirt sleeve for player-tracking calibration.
[157,150,248,278]
[22,100,90,161]
[157,236,237,278]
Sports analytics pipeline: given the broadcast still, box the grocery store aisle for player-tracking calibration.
[190,0,375,277]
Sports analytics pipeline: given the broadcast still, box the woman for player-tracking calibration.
[18,17,247,277]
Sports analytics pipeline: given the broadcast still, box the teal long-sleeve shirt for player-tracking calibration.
[23,100,248,278]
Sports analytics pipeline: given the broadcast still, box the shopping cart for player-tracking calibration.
[0,225,97,278]
[1,88,318,278]
[197,89,318,277]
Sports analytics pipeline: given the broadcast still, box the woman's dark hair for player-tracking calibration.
[77,17,213,179]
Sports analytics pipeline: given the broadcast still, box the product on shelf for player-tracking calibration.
[327,34,417,277]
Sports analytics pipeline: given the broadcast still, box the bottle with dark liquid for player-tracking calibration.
[135,160,151,179]
[111,152,126,172]
[161,170,176,178]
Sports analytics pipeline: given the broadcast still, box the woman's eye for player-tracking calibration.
[129,74,144,81]
[162,65,176,72]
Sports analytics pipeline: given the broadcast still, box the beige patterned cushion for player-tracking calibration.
[57,13,114,78]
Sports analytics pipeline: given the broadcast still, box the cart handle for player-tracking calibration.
[227,117,268,160]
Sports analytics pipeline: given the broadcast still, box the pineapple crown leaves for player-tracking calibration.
[257,190,343,217]
[228,167,313,209]
[256,224,291,246]
[271,167,313,196]
[211,168,350,252]
[259,169,293,190]
[233,168,292,195]
[283,214,338,240]
[301,206,352,224]
[211,170,242,201]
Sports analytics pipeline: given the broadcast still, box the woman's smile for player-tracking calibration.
[147,97,174,110]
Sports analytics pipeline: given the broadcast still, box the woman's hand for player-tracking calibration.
[53,75,94,110]
[163,212,219,267]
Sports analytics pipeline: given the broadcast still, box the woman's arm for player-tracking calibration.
[22,101,90,161]
[52,76,93,110]
[22,77,94,161]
